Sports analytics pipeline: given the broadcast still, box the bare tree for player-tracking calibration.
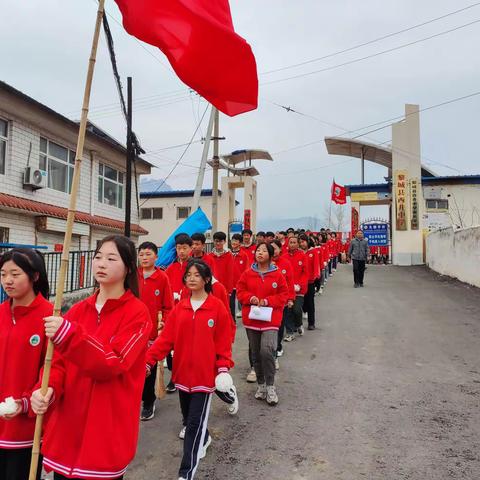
[321,202,347,231]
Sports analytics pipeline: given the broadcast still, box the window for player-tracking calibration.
[39,137,75,193]
[177,207,191,219]
[98,163,124,209]
[141,208,163,220]
[426,199,448,210]
[0,119,7,175]
[0,227,9,243]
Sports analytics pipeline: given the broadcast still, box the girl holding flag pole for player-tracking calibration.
[30,235,150,480]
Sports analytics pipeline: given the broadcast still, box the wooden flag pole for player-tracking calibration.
[28,1,105,478]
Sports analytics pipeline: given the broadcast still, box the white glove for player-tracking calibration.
[294,284,300,293]
[173,292,181,301]
[0,397,17,416]
[215,372,233,392]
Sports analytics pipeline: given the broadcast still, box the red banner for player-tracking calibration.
[244,209,251,230]
[331,181,347,205]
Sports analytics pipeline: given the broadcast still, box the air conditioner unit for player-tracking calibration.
[24,167,47,189]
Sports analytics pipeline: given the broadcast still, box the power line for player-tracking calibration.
[261,19,480,87]
[261,2,480,76]
[139,104,209,206]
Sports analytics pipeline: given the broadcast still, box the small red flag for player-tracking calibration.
[114,0,258,117]
[331,181,347,205]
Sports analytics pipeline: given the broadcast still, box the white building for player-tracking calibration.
[0,81,151,250]
[139,188,238,246]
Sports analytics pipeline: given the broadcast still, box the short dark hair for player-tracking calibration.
[287,228,294,233]
[138,241,158,254]
[191,232,206,244]
[213,231,227,241]
[183,259,213,293]
[279,231,286,236]
[231,233,242,242]
[175,233,193,246]
[95,235,140,297]
[256,231,266,237]
[0,248,50,299]
[242,229,253,236]
[272,239,282,249]
[266,231,275,238]
[255,242,274,259]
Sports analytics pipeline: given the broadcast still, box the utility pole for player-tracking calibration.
[211,108,220,231]
[125,76,133,237]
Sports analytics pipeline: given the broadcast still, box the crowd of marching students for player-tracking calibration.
[0,227,347,480]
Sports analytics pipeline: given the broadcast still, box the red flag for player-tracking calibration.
[331,181,346,205]
[114,0,258,117]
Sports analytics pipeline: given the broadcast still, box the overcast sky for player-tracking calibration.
[2,0,480,225]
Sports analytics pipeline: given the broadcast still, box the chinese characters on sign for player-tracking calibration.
[362,223,389,246]
[244,209,251,230]
[394,170,408,231]
[410,178,419,230]
[351,205,359,237]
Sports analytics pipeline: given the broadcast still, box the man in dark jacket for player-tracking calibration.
[348,230,370,287]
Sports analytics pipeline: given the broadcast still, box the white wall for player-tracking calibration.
[426,225,480,288]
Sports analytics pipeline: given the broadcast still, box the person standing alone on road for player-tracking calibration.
[348,230,369,288]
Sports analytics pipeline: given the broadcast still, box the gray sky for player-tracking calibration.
[2,0,480,225]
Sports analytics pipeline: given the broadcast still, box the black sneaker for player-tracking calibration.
[140,404,155,421]
[354,284,359,288]
[307,325,316,331]
[166,380,177,393]
[360,284,364,287]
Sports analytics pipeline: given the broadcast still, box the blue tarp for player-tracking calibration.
[155,207,212,269]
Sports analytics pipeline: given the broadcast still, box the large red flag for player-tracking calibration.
[114,0,258,117]
[331,180,347,205]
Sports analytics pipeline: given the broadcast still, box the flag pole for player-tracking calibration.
[28,1,105,478]
[192,104,215,212]
[329,179,333,229]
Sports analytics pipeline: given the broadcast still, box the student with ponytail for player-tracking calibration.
[0,248,52,480]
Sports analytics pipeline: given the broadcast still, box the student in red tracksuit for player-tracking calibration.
[271,240,295,362]
[31,235,150,480]
[230,233,249,318]
[299,234,318,330]
[165,233,193,393]
[137,241,173,421]
[0,249,52,480]
[207,232,234,295]
[237,243,289,405]
[283,236,308,341]
[241,229,257,265]
[146,260,234,480]
[190,233,216,273]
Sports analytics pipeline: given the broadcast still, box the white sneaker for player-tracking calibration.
[284,333,295,342]
[246,368,257,383]
[302,312,308,320]
[179,426,186,439]
[236,311,242,318]
[266,386,279,405]
[277,349,284,357]
[227,385,239,415]
[255,383,267,400]
[298,325,305,336]
[199,435,211,459]
[275,358,280,370]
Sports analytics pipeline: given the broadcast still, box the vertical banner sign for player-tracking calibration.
[410,178,419,230]
[244,209,251,230]
[394,170,408,231]
[351,205,359,236]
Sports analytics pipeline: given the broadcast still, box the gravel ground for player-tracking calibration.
[119,264,479,479]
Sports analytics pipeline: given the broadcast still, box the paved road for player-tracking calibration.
[128,264,480,479]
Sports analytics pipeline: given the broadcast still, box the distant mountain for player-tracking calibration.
[140,177,172,193]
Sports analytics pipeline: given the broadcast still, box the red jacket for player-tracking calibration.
[240,243,256,266]
[273,256,295,302]
[284,249,308,295]
[180,279,236,343]
[303,248,319,283]
[207,250,234,293]
[231,249,249,287]
[0,294,52,449]
[42,290,150,479]
[146,295,233,393]
[165,259,189,301]
[138,267,173,341]
[236,265,289,331]
[313,246,322,277]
